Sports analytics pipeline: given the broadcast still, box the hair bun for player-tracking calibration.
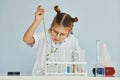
[71,17,78,22]
[54,5,61,14]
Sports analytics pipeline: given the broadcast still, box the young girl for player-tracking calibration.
[23,5,85,76]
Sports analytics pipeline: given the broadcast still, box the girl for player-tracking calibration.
[23,5,85,76]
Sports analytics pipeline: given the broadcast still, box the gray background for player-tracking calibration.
[0,0,120,77]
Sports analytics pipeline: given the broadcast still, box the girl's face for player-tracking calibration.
[51,24,69,43]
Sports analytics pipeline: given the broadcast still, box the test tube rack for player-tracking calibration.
[45,61,87,76]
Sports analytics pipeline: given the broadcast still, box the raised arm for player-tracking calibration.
[23,5,44,44]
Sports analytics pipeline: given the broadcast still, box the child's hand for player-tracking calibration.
[35,5,45,23]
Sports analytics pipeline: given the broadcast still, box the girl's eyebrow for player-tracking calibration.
[54,29,67,34]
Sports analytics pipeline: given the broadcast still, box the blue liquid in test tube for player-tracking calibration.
[67,66,70,73]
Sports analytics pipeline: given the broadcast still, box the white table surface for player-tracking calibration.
[0,76,120,80]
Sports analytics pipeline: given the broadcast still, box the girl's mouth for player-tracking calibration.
[54,38,60,42]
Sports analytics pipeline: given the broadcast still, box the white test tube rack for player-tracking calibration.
[45,61,87,76]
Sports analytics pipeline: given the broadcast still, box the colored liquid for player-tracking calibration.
[92,67,115,77]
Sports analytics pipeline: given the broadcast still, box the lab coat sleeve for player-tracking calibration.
[25,33,38,48]
[26,32,44,49]
[32,33,40,48]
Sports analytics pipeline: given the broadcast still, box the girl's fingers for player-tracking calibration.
[37,5,44,12]
[36,5,45,15]
[37,5,41,9]
[37,9,44,13]
[36,9,44,15]
[37,5,43,11]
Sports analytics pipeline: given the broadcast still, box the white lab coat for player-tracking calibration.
[29,30,84,76]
